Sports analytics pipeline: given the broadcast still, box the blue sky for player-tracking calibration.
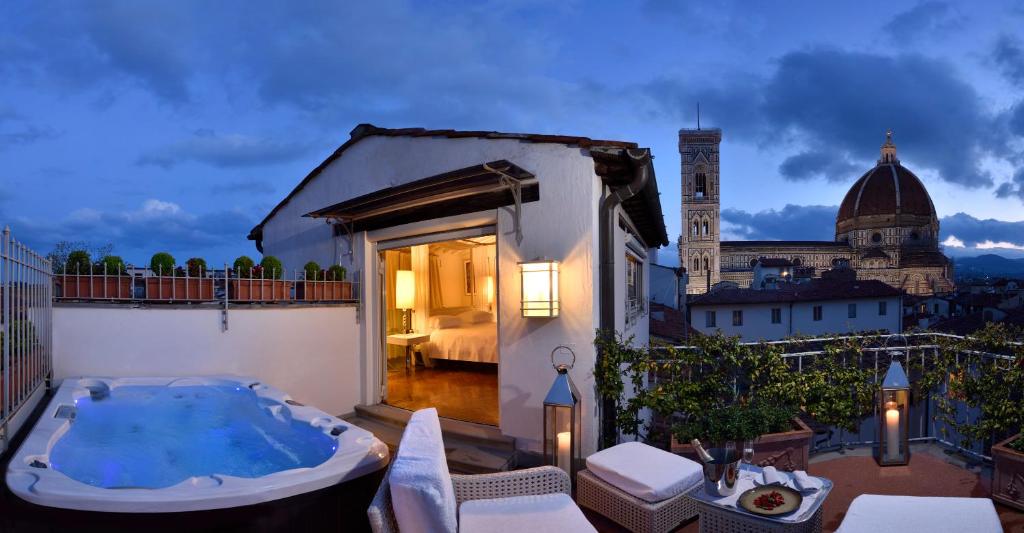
[2,0,1024,266]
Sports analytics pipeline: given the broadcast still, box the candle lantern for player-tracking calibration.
[520,258,559,317]
[878,360,911,466]
[543,345,581,484]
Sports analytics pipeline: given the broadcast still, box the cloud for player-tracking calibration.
[209,179,276,196]
[1009,103,1024,137]
[941,235,965,248]
[995,168,1024,201]
[882,2,956,44]
[721,204,837,241]
[937,212,1024,250]
[0,124,58,151]
[976,240,1024,252]
[778,150,860,182]
[993,35,1024,86]
[138,130,313,169]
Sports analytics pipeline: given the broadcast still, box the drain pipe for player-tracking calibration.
[597,147,651,449]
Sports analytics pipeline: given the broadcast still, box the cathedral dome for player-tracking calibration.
[835,131,937,235]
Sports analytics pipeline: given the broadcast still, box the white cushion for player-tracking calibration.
[389,408,458,533]
[585,441,702,503]
[458,493,596,533]
[836,494,1002,533]
[430,315,462,329]
[457,309,493,324]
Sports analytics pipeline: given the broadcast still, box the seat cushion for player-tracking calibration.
[585,441,703,503]
[389,408,458,533]
[836,494,1002,533]
[458,493,596,533]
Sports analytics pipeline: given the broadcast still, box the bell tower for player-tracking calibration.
[679,127,722,294]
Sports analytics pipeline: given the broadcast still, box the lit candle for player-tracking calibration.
[885,401,900,460]
[556,431,571,475]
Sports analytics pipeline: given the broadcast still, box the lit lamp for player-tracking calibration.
[878,360,910,466]
[396,270,415,333]
[485,275,494,311]
[520,258,559,317]
[543,346,581,484]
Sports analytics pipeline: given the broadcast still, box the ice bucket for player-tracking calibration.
[702,447,741,497]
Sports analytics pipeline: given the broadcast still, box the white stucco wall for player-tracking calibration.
[53,305,362,416]
[691,296,901,341]
[259,134,654,455]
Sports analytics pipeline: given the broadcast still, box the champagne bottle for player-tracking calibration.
[691,439,714,463]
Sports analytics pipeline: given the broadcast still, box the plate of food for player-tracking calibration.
[737,485,803,516]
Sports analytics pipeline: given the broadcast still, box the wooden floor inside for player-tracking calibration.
[385,359,499,426]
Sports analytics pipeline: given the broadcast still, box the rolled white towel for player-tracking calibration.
[792,470,822,493]
[761,466,780,486]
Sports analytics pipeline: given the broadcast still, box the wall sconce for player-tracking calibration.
[878,359,910,466]
[396,270,415,333]
[520,258,559,317]
[544,346,580,484]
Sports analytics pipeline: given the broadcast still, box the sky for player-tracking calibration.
[2,0,1024,267]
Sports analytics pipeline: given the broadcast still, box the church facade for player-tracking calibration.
[679,129,955,296]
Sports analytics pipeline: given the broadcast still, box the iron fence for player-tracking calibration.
[1,227,52,452]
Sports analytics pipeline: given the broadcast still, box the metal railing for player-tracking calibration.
[54,264,360,304]
[1,227,52,451]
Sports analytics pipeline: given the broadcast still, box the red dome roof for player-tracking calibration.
[836,162,936,224]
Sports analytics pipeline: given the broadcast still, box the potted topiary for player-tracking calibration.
[296,261,353,300]
[97,254,133,299]
[229,255,291,301]
[179,257,214,300]
[325,264,352,300]
[297,261,322,300]
[146,252,177,300]
[59,250,98,298]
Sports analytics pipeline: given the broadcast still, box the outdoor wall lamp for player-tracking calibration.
[520,257,559,317]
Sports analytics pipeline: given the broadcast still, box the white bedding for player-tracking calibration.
[425,322,498,363]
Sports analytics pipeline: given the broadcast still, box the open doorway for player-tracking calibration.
[379,233,498,425]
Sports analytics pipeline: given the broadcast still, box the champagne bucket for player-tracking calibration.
[702,447,741,497]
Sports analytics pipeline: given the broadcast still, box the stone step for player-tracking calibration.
[354,403,515,451]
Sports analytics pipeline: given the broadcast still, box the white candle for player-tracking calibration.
[885,402,900,460]
[556,431,571,475]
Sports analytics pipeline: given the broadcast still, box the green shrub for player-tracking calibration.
[150,252,176,276]
[186,257,207,277]
[260,256,283,280]
[66,250,92,274]
[233,255,255,278]
[327,265,346,281]
[1010,436,1024,453]
[303,261,321,281]
[98,255,127,275]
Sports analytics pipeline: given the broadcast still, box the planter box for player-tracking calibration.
[992,433,1024,512]
[145,278,215,301]
[58,276,133,299]
[296,281,353,301]
[229,279,293,302]
[670,417,813,472]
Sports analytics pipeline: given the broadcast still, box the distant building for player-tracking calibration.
[688,276,902,341]
[679,130,954,296]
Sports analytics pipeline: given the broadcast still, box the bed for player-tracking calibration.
[424,318,498,364]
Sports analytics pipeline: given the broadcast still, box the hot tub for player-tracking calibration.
[5,376,389,513]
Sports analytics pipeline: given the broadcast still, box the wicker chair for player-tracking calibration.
[367,465,572,533]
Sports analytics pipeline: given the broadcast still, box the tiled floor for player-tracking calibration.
[384,360,499,426]
[584,444,1024,532]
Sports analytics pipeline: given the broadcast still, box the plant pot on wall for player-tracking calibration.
[58,275,133,299]
[992,433,1024,512]
[670,417,814,472]
[296,281,353,301]
[229,279,293,302]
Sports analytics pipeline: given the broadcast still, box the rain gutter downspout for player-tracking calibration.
[597,147,651,448]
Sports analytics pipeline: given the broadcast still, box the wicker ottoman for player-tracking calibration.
[577,469,700,533]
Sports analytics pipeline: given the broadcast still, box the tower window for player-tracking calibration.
[693,257,700,272]
[692,221,699,237]
[703,220,709,236]
[695,171,707,197]
[871,232,882,243]
[703,257,710,272]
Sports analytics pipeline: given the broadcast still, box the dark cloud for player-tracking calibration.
[209,179,276,196]
[882,2,956,44]
[994,168,1024,202]
[721,205,837,241]
[778,150,860,182]
[1009,103,1024,137]
[137,130,314,169]
[993,35,1024,86]
[940,212,1024,249]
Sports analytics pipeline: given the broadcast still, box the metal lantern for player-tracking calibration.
[543,346,581,484]
[878,359,911,466]
[520,258,559,317]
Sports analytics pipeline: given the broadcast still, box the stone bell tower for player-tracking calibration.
[679,127,722,294]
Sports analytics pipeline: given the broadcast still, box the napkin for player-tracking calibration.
[792,471,822,493]
[761,466,780,486]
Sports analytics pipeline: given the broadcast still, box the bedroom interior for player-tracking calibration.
[381,234,499,426]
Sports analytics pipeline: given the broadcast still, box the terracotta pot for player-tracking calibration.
[296,281,353,301]
[58,275,133,299]
[992,433,1024,511]
[145,278,215,301]
[670,417,813,472]
[229,279,293,301]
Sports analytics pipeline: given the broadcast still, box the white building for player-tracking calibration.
[689,278,902,341]
[244,124,669,456]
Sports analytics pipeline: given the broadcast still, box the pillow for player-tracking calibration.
[585,441,703,503]
[429,315,462,329]
[458,310,494,324]
[389,408,458,533]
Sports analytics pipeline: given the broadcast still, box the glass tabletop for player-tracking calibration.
[691,464,833,525]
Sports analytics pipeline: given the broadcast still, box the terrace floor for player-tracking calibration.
[583,443,1024,532]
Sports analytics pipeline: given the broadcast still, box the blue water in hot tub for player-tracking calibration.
[48,385,337,489]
